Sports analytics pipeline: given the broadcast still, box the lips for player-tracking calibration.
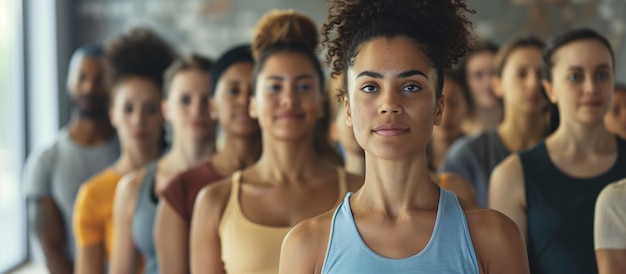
[372,124,410,136]
[234,112,251,121]
[276,112,305,121]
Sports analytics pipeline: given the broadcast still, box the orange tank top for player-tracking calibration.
[218,168,348,274]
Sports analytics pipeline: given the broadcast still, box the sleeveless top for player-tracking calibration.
[132,162,159,274]
[521,138,626,274]
[219,168,348,274]
[321,188,479,274]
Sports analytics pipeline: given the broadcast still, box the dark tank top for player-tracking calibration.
[520,137,626,274]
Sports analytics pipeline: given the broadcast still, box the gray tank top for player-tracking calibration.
[132,161,159,274]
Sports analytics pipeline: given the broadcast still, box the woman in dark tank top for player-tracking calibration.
[490,28,626,274]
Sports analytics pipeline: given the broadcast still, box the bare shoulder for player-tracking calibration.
[115,168,146,203]
[345,172,365,193]
[443,173,476,204]
[281,209,335,273]
[492,154,524,182]
[194,176,233,219]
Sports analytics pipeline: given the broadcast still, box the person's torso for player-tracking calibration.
[521,138,626,274]
[50,130,120,258]
[321,189,479,274]
[131,161,160,274]
[219,168,348,274]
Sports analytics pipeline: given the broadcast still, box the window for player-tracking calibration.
[0,0,27,271]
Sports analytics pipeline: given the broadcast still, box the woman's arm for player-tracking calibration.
[189,182,230,274]
[75,244,105,274]
[110,172,142,273]
[489,155,527,239]
[155,200,190,274]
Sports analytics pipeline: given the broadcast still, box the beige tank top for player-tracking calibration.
[218,167,348,274]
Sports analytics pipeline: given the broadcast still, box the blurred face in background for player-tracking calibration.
[68,56,109,118]
[164,70,217,144]
[433,76,468,144]
[110,77,163,150]
[466,51,498,109]
[493,46,546,116]
[211,61,260,137]
[251,52,324,142]
[604,89,626,139]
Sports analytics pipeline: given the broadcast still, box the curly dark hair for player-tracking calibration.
[322,0,475,99]
[106,27,178,92]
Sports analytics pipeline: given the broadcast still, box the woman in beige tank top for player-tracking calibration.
[189,10,363,274]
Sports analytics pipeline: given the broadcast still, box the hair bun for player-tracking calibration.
[251,9,319,59]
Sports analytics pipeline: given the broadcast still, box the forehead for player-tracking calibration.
[74,56,104,73]
[260,52,318,77]
[348,36,436,79]
[466,51,494,70]
[552,39,613,70]
[221,61,253,80]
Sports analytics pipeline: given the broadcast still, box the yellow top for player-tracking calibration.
[73,168,122,258]
[218,168,348,274]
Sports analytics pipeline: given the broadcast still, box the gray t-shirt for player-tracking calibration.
[440,129,510,207]
[24,128,120,260]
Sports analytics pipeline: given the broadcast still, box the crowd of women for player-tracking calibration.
[23,0,626,273]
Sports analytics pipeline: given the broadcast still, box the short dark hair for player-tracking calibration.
[542,28,615,82]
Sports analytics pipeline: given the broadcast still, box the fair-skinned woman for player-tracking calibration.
[441,36,548,207]
[154,45,261,274]
[490,28,626,274]
[72,28,173,274]
[110,53,216,274]
[279,1,528,273]
[189,10,363,274]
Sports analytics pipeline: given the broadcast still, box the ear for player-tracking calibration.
[249,96,258,119]
[209,98,218,120]
[161,99,170,122]
[492,76,504,98]
[343,97,353,127]
[434,95,444,126]
[542,79,558,103]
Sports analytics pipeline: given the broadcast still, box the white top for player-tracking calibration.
[595,178,626,250]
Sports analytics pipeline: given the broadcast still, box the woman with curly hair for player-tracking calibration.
[189,10,363,274]
[279,1,529,273]
[72,28,173,274]
[108,29,217,274]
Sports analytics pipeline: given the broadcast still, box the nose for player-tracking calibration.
[378,89,403,115]
[582,77,598,96]
[280,85,299,108]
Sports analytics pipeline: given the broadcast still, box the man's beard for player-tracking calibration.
[74,94,109,119]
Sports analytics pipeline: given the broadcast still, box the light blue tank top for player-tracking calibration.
[321,189,479,274]
[132,161,159,274]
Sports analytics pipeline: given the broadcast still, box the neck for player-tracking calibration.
[112,144,161,175]
[212,133,262,175]
[354,153,439,217]
[429,137,456,171]
[162,137,215,172]
[343,150,365,175]
[548,120,616,156]
[498,109,545,152]
[254,136,323,183]
[474,104,503,130]
[68,114,116,145]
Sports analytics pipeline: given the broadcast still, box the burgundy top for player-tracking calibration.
[161,158,224,223]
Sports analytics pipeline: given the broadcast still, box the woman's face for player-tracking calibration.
[345,36,442,160]
[494,46,546,115]
[544,39,614,126]
[251,52,324,141]
[433,77,468,143]
[604,90,626,139]
[111,77,163,150]
[164,70,216,144]
[212,62,260,137]
[466,51,498,109]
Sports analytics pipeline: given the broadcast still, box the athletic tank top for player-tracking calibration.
[521,137,626,274]
[322,188,479,273]
[131,162,159,274]
[219,168,348,274]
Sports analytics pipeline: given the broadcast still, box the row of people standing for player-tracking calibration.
[24,0,626,273]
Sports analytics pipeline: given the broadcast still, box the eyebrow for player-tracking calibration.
[567,64,611,71]
[266,74,314,81]
[356,70,428,79]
